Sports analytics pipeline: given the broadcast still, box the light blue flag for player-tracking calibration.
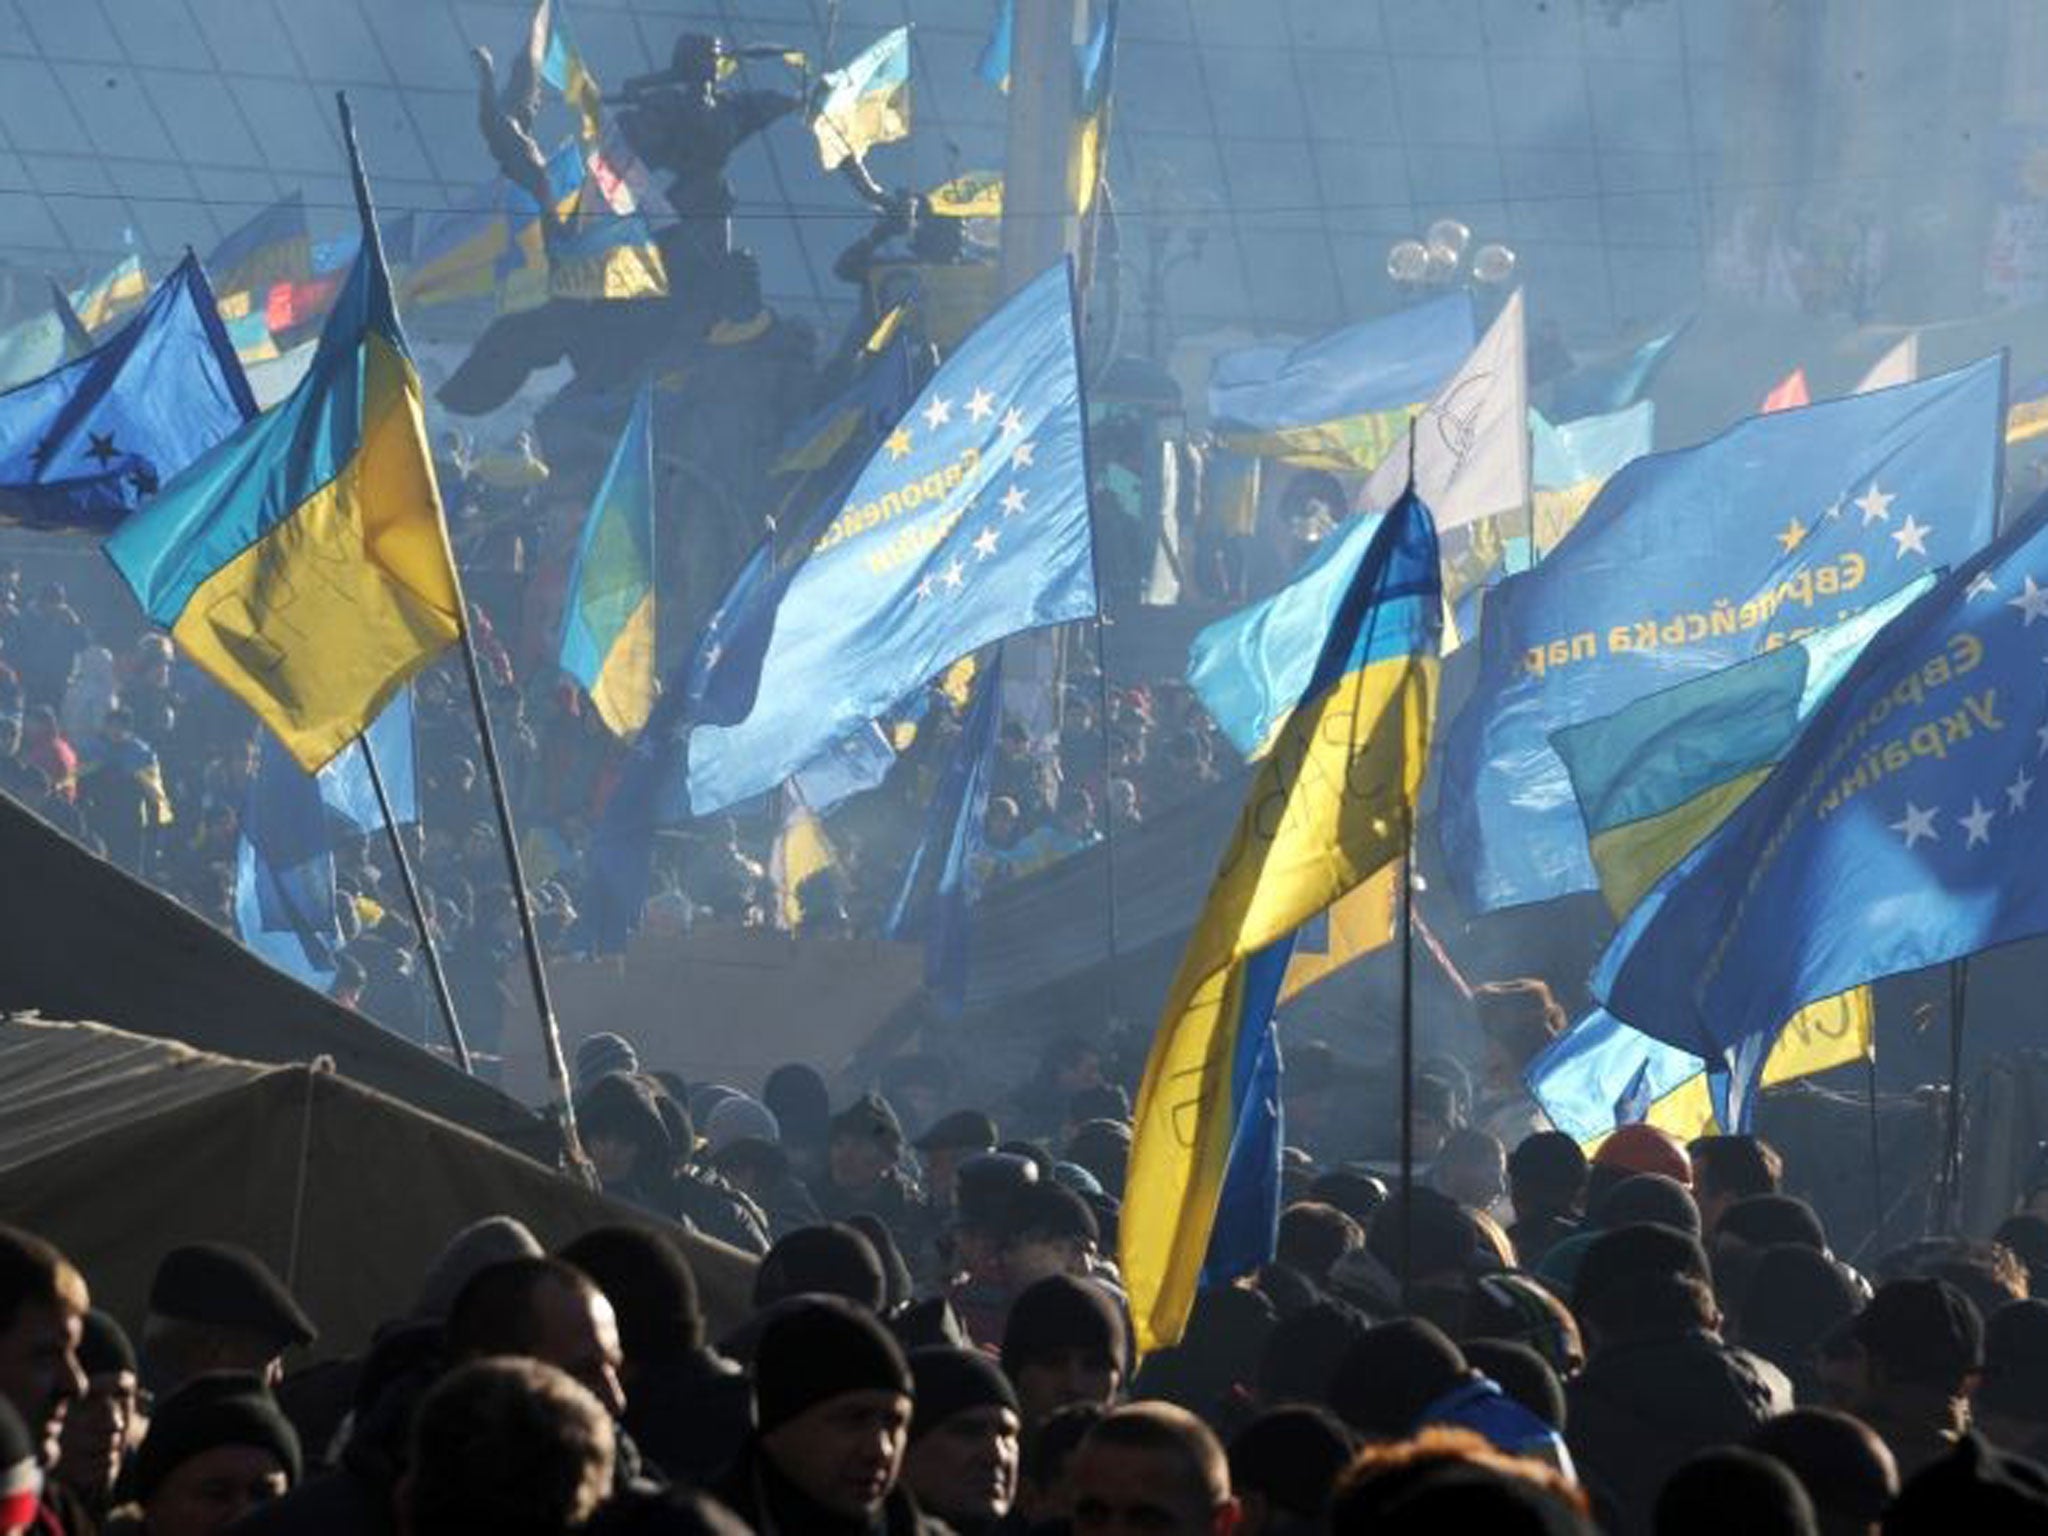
[1531,401,1654,489]
[977,0,1013,89]
[887,656,1003,1015]
[1595,487,2048,1127]
[0,256,255,531]
[1208,292,1474,465]
[1187,507,1386,757]
[793,723,897,814]
[1526,1008,1705,1144]
[234,689,417,990]
[1537,323,1685,422]
[687,261,1099,814]
[1440,354,2005,913]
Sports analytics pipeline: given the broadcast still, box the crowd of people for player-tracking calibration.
[2,996,2047,1536]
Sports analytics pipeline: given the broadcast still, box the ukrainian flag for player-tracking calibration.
[540,0,604,147]
[106,182,462,774]
[559,384,657,736]
[1123,489,1440,1351]
[812,28,912,170]
[72,255,148,334]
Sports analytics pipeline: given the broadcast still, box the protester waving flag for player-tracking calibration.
[1440,353,2003,914]
[1124,489,1441,1352]
[559,384,657,736]
[106,127,463,773]
[0,256,256,533]
[686,261,1098,815]
[1595,489,2048,1128]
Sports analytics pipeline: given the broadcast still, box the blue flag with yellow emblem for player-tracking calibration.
[1595,487,2048,1128]
[686,261,1099,814]
[0,256,255,533]
[1440,354,2005,913]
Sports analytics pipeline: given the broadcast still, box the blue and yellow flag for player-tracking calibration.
[813,27,912,170]
[560,384,657,736]
[1529,400,1652,554]
[1527,997,1872,1148]
[107,162,463,774]
[70,256,148,335]
[686,261,1099,815]
[1440,354,2003,914]
[0,256,256,533]
[539,0,604,146]
[1072,0,1117,217]
[1594,484,2048,1127]
[207,194,312,316]
[1554,576,1932,919]
[1124,490,1441,1351]
[1209,292,1474,470]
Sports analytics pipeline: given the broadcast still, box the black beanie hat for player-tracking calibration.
[754,1296,912,1435]
[148,1243,316,1348]
[1883,1433,2048,1534]
[754,1224,887,1312]
[1654,1448,1817,1536]
[908,1347,1019,1442]
[1573,1222,1711,1313]
[1328,1317,1469,1440]
[1227,1405,1355,1519]
[558,1225,705,1357]
[1850,1277,1983,1390]
[1737,1246,1859,1364]
[127,1373,302,1502]
[1592,1174,1701,1237]
[1718,1195,1828,1252]
[1001,1275,1125,1378]
[78,1310,136,1378]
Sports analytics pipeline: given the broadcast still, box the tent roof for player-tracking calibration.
[0,791,550,1158]
[0,1017,755,1355]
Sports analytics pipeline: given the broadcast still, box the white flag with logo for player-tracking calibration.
[1360,289,1529,532]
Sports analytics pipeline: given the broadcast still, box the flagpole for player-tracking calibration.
[1940,957,1968,1233]
[335,91,585,1171]
[1066,253,1121,1031]
[1865,1047,1884,1252]
[362,737,471,1074]
[1397,427,1419,1309]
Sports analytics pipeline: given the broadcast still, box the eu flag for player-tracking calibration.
[686,261,1099,814]
[1440,354,2004,913]
[0,256,255,532]
[1594,490,2048,1127]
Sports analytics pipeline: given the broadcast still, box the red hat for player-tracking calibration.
[1592,1123,1692,1186]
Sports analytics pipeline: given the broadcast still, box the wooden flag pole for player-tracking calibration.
[361,737,471,1074]
[1397,428,1419,1308]
[1940,958,1968,1232]
[335,91,585,1170]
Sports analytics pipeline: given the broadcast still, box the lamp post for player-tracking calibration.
[1387,218,1516,315]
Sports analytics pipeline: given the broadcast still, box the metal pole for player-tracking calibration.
[361,738,472,1074]
[455,625,584,1164]
[1941,958,1968,1232]
[335,89,584,1171]
[1398,829,1415,1309]
[1865,1049,1884,1253]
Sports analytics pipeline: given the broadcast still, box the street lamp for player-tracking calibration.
[1388,218,1516,293]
